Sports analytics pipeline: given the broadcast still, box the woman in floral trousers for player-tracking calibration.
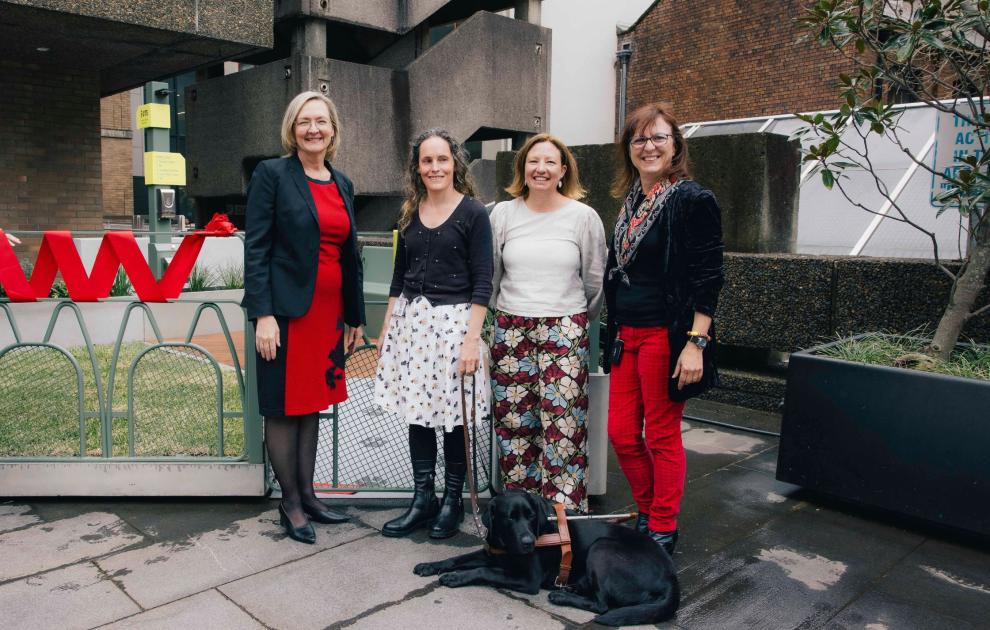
[489,134,607,511]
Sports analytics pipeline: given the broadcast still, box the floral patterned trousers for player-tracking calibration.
[491,310,590,512]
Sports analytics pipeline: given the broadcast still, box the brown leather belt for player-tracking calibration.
[486,501,573,587]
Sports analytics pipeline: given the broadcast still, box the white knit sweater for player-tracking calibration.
[489,197,607,318]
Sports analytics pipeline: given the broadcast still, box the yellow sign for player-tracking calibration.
[144,152,186,186]
[137,103,171,129]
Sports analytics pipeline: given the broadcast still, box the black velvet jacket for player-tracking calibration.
[241,154,366,327]
[603,180,725,401]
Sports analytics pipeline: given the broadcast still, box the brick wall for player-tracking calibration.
[0,60,103,233]
[625,0,858,123]
[100,91,131,130]
[100,91,134,216]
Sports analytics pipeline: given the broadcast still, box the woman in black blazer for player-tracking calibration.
[243,91,366,544]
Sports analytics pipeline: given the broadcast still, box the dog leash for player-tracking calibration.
[460,373,488,540]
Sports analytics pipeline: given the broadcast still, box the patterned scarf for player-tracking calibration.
[610,178,681,286]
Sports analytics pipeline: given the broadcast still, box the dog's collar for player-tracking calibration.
[485,502,573,587]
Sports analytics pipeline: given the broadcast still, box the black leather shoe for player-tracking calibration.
[303,501,350,524]
[279,503,316,544]
[382,459,439,537]
[429,462,465,539]
[648,528,678,556]
[635,512,649,534]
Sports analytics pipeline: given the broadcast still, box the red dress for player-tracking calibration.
[283,180,350,414]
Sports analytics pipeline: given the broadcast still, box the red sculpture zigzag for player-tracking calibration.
[0,229,233,303]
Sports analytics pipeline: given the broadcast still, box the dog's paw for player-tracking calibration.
[413,562,441,577]
[547,591,569,605]
[438,572,469,588]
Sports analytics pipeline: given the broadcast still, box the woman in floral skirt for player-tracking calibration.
[374,129,493,538]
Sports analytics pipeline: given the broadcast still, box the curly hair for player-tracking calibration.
[398,129,477,232]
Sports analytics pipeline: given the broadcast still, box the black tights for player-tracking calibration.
[408,424,466,466]
[266,413,323,526]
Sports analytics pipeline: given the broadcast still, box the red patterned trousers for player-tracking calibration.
[607,325,686,532]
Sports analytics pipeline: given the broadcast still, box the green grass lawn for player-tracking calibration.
[0,341,245,458]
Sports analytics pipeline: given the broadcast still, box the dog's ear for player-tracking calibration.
[483,500,500,547]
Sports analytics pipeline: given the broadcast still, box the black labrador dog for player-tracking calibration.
[413,490,679,626]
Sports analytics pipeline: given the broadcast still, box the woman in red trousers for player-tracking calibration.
[603,103,724,558]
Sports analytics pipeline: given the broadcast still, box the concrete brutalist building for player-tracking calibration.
[0,0,273,234]
[185,1,550,229]
[0,0,549,233]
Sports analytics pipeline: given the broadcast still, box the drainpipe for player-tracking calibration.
[616,42,633,133]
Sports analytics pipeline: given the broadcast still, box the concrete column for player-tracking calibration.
[513,0,541,24]
[291,18,327,57]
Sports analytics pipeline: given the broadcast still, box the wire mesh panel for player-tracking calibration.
[0,345,89,457]
[309,344,493,492]
[128,344,231,457]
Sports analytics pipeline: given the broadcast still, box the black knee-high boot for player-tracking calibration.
[430,426,466,539]
[382,426,439,537]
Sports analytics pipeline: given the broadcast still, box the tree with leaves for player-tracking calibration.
[797,0,989,360]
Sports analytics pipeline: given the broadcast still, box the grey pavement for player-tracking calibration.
[2,400,989,629]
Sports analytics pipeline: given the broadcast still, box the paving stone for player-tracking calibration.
[870,538,990,628]
[675,506,924,629]
[346,504,490,548]
[825,589,979,629]
[346,505,407,531]
[220,533,467,628]
[668,421,775,483]
[102,589,264,630]
[675,465,801,568]
[0,503,40,533]
[348,586,565,629]
[29,498,272,542]
[0,562,139,630]
[732,446,779,476]
[682,422,770,458]
[96,509,371,609]
[0,512,143,582]
[523,590,596,625]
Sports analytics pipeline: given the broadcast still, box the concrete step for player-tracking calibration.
[701,367,786,414]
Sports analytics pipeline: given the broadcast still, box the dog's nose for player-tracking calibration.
[520,534,534,546]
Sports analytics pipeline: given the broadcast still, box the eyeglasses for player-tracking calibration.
[629,133,672,148]
[295,119,331,130]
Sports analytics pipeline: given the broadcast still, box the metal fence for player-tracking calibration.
[0,295,495,496]
[0,299,257,462]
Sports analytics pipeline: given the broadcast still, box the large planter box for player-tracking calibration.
[777,336,990,536]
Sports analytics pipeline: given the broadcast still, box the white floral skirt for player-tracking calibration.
[374,295,490,433]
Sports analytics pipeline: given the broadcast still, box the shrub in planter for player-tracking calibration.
[777,334,990,536]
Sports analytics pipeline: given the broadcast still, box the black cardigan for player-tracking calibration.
[241,154,366,327]
[603,180,725,400]
[389,196,494,307]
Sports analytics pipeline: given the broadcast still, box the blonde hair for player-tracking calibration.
[280,91,341,161]
[505,133,586,200]
[398,129,477,232]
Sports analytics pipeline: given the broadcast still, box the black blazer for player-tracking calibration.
[242,154,366,327]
